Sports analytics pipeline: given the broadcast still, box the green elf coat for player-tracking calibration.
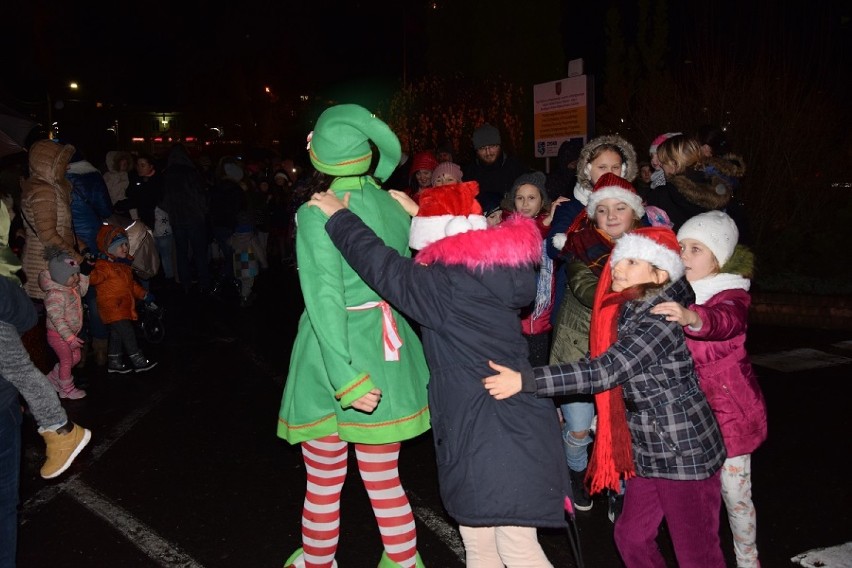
[277,175,430,445]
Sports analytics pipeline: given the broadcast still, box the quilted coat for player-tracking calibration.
[324,209,571,529]
[20,140,82,300]
[38,270,89,340]
[685,288,768,458]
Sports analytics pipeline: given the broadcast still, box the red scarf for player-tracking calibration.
[585,261,636,495]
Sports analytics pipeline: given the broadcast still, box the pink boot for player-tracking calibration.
[46,365,62,393]
[56,376,86,400]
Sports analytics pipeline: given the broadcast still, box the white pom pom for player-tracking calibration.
[445,215,473,237]
[552,233,567,251]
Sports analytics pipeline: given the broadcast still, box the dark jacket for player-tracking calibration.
[525,278,726,481]
[325,211,570,529]
[462,152,528,204]
[66,160,113,253]
[125,171,165,229]
[162,145,208,226]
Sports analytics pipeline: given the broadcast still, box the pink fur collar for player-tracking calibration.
[414,214,542,270]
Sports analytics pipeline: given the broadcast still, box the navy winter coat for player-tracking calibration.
[326,210,571,529]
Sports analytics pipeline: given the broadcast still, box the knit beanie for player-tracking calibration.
[431,161,463,184]
[307,104,401,182]
[472,123,501,149]
[46,247,80,285]
[408,151,438,176]
[649,132,682,156]
[677,210,739,266]
[586,172,645,218]
[408,181,487,250]
[609,226,685,282]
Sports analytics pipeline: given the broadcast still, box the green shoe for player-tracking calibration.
[283,548,338,568]
[378,550,425,567]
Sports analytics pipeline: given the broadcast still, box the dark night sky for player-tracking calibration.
[3,1,849,117]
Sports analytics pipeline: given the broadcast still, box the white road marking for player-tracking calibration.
[68,480,205,568]
[750,348,852,372]
[792,542,852,567]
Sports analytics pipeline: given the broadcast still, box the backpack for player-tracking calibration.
[106,214,161,280]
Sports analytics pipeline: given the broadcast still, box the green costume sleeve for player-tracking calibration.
[294,203,377,407]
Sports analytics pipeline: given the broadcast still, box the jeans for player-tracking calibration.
[0,388,22,568]
[560,399,594,471]
[155,234,174,279]
[108,319,140,357]
[173,220,211,291]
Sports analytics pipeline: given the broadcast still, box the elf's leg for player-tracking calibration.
[354,442,420,568]
[298,434,347,568]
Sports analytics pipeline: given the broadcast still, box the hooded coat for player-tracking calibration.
[66,159,113,253]
[38,270,88,340]
[573,134,639,207]
[646,154,746,233]
[20,140,82,300]
[324,211,571,529]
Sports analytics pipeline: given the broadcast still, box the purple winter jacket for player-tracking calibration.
[685,288,768,457]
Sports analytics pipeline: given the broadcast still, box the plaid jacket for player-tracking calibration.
[531,277,726,480]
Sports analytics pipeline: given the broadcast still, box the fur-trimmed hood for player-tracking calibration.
[415,213,541,271]
[669,153,746,210]
[574,133,639,205]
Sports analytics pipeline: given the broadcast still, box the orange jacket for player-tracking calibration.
[88,259,147,323]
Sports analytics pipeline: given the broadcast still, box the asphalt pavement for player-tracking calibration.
[14,261,852,567]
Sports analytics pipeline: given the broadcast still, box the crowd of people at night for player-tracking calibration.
[0,106,766,568]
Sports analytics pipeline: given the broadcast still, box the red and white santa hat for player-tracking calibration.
[586,172,645,218]
[408,181,488,250]
[609,226,685,282]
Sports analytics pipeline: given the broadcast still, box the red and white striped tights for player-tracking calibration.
[300,434,418,568]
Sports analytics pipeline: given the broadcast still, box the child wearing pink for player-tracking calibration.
[39,248,88,399]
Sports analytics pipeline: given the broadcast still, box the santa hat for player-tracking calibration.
[649,132,682,156]
[677,210,739,266]
[610,226,685,282]
[586,172,645,218]
[408,181,487,250]
[307,104,401,182]
[409,151,439,176]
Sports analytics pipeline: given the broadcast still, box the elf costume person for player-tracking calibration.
[277,104,430,568]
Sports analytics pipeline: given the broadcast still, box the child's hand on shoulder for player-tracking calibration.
[307,190,349,217]
[651,301,702,329]
[388,190,419,217]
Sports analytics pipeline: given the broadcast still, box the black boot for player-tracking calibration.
[107,354,132,374]
[569,468,593,511]
[128,352,157,372]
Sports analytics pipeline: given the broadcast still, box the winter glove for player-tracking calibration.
[66,335,85,347]
[79,258,94,276]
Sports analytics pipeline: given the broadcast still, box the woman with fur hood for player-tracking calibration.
[20,139,83,301]
[645,134,747,234]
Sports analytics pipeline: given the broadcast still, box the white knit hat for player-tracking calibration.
[586,172,645,218]
[610,226,685,282]
[677,211,739,266]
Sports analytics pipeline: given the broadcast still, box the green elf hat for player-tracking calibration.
[307,104,401,182]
